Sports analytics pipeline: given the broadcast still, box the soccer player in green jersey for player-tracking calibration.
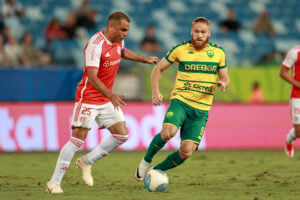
[135,17,230,181]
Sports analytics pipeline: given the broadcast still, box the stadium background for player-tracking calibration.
[0,0,300,152]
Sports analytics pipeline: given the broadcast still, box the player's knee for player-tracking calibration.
[160,132,172,141]
[179,148,193,159]
[112,134,129,143]
[179,142,197,159]
[294,126,300,137]
[72,127,89,140]
[161,126,177,141]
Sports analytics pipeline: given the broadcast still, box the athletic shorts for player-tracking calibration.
[71,102,125,129]
[290,98,300,124]
[163,99,209,144]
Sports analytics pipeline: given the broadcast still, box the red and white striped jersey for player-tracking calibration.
[282,45,300,98]
[75,31,125,105]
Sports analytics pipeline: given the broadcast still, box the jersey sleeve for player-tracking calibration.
[282,48,297,69]
[218,49,227,69]
[165,46,179,63]
[85,39,103,69]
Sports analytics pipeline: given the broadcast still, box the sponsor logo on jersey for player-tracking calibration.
[183,81,213,93]
[105,52,110,57]
[103,60,121,67]
[184,64,217,72]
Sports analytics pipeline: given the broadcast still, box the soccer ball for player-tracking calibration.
[144,169,169,192]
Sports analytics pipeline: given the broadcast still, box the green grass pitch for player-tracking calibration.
[0,150,299,200]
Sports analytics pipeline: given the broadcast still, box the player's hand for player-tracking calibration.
[110,93,126,110]
[216,81,226,92]
[144,56,159,64]
[152,92,163,106]
[294,81,300,88]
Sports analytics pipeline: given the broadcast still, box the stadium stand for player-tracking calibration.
[1,0,300,67]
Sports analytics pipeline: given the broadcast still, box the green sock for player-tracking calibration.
[144,133,166,163]
[153,151,185,171]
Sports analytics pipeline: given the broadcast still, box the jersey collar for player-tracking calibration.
[101,31,114,45]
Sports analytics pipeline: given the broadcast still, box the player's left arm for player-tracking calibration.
[217,67,230,92]
[122,48,159,64]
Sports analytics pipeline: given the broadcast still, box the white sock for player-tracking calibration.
[86,134,128,164]
[286,128,296,144]
[49,137,84,183]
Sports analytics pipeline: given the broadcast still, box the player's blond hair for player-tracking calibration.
[192,17,210,27]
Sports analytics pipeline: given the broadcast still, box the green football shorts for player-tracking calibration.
[163,98,209,144]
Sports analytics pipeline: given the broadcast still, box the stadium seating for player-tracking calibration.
[4,0,300,67]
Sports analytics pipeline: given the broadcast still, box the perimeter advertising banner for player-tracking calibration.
[0,102,295,152]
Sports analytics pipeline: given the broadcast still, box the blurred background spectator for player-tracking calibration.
[1,26,11,44]
[248,81,265,104]
[20,32,51,67]
[62,11,78,39]
[45,18,67,47]
[4,36,21,66]
[140,24,161,53]
[73,0,97,30]
[254,10,275,38]
[1,0,24,19]
[0,34,10,66]
[219,8,241,33]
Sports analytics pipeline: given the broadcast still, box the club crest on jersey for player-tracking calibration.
[166,111,174,118]
[117,46,121,55]
[80,117,86,123]
[206,49,214,58]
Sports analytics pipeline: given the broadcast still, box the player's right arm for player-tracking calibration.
[151,58,172,106]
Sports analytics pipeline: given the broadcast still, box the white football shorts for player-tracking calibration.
[290,98,300,124]
[71,102,125,129]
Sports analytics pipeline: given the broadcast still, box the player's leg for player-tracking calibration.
[285,98,300,157]
[46,127,88,193]
[285,125,300,158]
[144,124,178,163]
[135,99,186,181]
[76,102,128,185]
[84,121,128,164]
[46,103,96,193]
[154,104,208,171]
[154,140,197,171]
[135,124,178,181]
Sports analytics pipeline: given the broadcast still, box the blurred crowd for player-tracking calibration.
[0,0,290,68]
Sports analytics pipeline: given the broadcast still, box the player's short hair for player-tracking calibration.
[108,12,130,24]
[192,17,210,27]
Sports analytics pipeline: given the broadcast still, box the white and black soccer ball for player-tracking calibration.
[144,169,169,192]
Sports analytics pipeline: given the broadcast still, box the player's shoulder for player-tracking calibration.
[88,32,105,45]
[208,42,225,54]
[290,45,300,53]
[167,40,191,54]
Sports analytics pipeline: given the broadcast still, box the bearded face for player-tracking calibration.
[191,22,210,50]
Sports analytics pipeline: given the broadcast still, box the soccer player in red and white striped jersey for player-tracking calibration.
[46,12,159,193]
[280,45,300,158]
